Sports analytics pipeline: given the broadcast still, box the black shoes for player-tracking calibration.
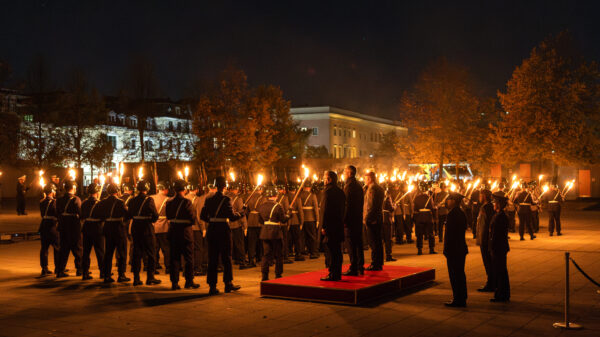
[40,269,51,277]
[417,249,423,255]
[444,301,466,307]
[342,270,359,276]
[56,272,69,278]
[146,278,161,285]
[133,278,143,286]
[490,298,510,303]
[104,277,115,283]
[557,232,562,236]
[320,274,341,281]
[309,255,319,259]
[209,287,220,295]
[294,256,306,261]
[171,284,181,290]
[76,270,82,277]
[184,282,200,289]
[386,256,397,262]
[430,250,437,254]
[117,275,131,283]
[283,259,294,264]
[225,283,241,293]
[520,237,525,241]
[477,286,494,292]
[82,273,93,281]
[365,265,382,271]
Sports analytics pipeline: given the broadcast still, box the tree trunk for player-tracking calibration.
[438,141,445,181]
[139,125,145,163]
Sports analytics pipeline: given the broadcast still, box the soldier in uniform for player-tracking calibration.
[299,182,320,259]
[470,187,481,239]
[343,165,364,275]
[152,182,171,273]
[275,181,294,264]
[187,184,208,275]
[245,185,264,267]
[413,182,436,255]
[363,171,385,270]
[200,176,243,295]
[389,182,404,244]
[319,171,346,281]
[256,184,289,281]
[476,189,495,292]
[56,180,82,277]
[98,183,131,283]
[513,183,535,241]
[51,175,63,198]
[443,191,468,307]
[286,183,305,261]
[382,184,396,262]
[504,183,517,233]
[128,180,161,286]
[489,191,511,302]
[16,175,29,215]
[166,180,198,290]
[38,183,60,276]
[396,182,414,243]
[81,183,104,280]
[544,185,563,236]
[226,182,248,268]
[434,183,449,243]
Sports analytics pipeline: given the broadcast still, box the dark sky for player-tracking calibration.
[1,0,599,119]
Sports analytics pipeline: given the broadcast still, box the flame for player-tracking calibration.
[401,170,407,181]
[229,171,236,182]
[184,166,189,179]
[38,170,44,177]
[341,173,346,182]
[542,184,549,193]
[511,174,517,182]
[511,181,519,190]
[538,174,544,182]
[312,173,318,181]
[407,184,414,192]
[491,181,498,191]
[119,162,124,174]
[378,175,385,183]
[177,171,184,180]
[68,168,76,180]
[296,177,301,183]
[302,164,309,179]
[473,178,481,189]
[257,174,264,186]
[390,175,396,182]
[39,176,46,188]
[113,176,120,185]
[444,179,450,186]
[450,183,456,192]
[138,166,144,180]
[99,175,106,185]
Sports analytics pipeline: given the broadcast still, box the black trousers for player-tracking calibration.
[446,254,467,303]
[132,232,156,280]
[393,215,404,242]
[437,214,447,242]
[16,196,26,215]
[169,227,194,284]
[281,226,290,259]
[207,223,233,286]
[507,211,516,232]
[532,211,539,232]
[58,226,82,273]
[40,231,60,271]
[326,240,343,278]
[491,252,510,300]
[155,233,170,269]
[261,239,283,278]
[247,227,262,263]
[366,223,384,268]
[518,210,534,239]
[104,225,128,277]
[303,221,319,256]
[548,209,562,234]
[403,215,414,241]
[193,230,207,271]
[231,227,246,263]
[382,219,393,257]
[345,227,364,272]
[480,245,493,288]
[416,221,435,251]
[81,222,104,275]
[288,225,304,257]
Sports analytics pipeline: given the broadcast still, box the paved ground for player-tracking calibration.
[0,204,599,337]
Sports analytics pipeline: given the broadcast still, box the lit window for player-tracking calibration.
[107,135,117,149]
[352,129,356,138]
[24,115,33,122]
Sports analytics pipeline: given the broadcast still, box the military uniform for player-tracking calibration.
[489,209,511,301]
[470,189,481,238]
[396,188,414,243]
[382,190,395,260]
[166,194,195,286]
[98,195,130,280]
[226,191,247,265]
[434,190,449,242]
[81,195,104,278]
[189,192,208,274]
[200,191,243,288]
[246,193,265,265]
[56,192,82,275]
[363,182,385,269]
[286,190,305,260]
[513,189,535,240]
[389,187,404,243]
[16,180,29,215]
[299,189,320,258]
[275,192,291,262]
[257,199,288,280]
[151,193,171,272]
[544,189,563,235]
[443,203,468,306]
[413,191,435,254]
[128,193,159,282]
[39,196,60,274]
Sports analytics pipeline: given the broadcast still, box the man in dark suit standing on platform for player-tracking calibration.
[363,171,385,271]
[319,171,346,281]
[443,192,468,307]
[489,191,511,302]
[342,165,364,276]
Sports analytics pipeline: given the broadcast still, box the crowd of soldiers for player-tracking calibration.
[35,165,565,298]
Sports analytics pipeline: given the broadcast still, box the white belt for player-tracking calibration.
[42,216,57,220]
[519,203,531,206]
[133,216,152,220]
[419,209,431,212]
[250,211,259,214]
[548,201,558,204]
[85,218,101,222]
[61,213,79,217]
[210,218,229,223]
[106,218,123,222]
[303,207,313,209]
[170,219,191,224]
[291,211,299,213]
[472,202,478,205]
[383,210,391,213]
[264,221,280,226]
[158,216,167,219]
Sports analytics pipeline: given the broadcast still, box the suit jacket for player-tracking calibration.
[443,206,468,257]
[343,177,364,230]
[363,183,384,226]
[489,211,510,255]
[320,183,346,243]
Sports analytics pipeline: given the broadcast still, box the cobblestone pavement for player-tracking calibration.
[0,205,599,337]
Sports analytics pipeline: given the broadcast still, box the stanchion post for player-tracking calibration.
[553,252,582,329]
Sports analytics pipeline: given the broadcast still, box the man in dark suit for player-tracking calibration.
[342,165,364,276]
[489,191,511,302]
[320,171,346,281]
[476,189,495,292]
[363,171,385,271]
[443,192,469,307]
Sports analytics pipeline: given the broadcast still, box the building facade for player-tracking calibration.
[290,106,407,159]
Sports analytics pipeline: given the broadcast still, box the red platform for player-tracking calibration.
[260,265,435,305]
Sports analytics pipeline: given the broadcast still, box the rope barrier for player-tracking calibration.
[570,257,600,288]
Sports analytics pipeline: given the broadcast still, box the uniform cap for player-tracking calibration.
[173,179,188,192]
[106,183,120,195]
[136,180,150,192]
[156,181,169,191]
[492,190,509,201]
[263,183,278,198]
[87,183,101,195]
[63,180,77,192]
[214,176,227,189]
[43,183,56,195]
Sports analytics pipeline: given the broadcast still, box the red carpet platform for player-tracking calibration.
[260,265,435,305]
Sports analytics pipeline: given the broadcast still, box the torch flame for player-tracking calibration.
[184,166,189,180]
[68,168,76,181]
[113,176,120,185]
[491,181,498,191]
[302,164,309,179]
[407,184,414,192]
[538,174,544,182]
[312,173,318,181]
[229,171,236,182]
[450,183,457,192]
[257,174,264,186]
[39,176,46,188]
[38,170,44,177]
[512,174,517,182]
[99,175,106,185]
[177,171,183,180]
[138,166,144,180]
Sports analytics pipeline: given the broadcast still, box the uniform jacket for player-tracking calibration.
[476,202,494,247]
[200,191,243,225]
[16,182,29,198]
[443,206,468,257]
[413,192,434,223]
[434,190,449,216]
[299,190,320,223]
[489,211,510,255]
[128,193,159,236]
[81,196,102,235]
[542,190,563,211]
[166,194,195,242]
[151,193,171,234]
[187,192,207,231]
[382,191,395,224]
[226,192,247,230]
[320,183,346,243]
[363,183,385,226]
[246,193,265,227]
[39,197,58,234]
[514,190,534,214]
[257,199,288,240]
[97,195,130,236]
[344,177,364,230]
[56,193,82,232]
[286,191,305,226]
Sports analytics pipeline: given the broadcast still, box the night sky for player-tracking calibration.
[1,0,599,119]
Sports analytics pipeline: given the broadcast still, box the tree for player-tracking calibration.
[84,132,115,175]
[57,69,105,168]
[305,145,330,159]
[493,31,600,179]
[400,58,486,178]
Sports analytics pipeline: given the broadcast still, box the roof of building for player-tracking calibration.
[290,106,405,129]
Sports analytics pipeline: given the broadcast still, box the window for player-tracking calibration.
[333,127,336,136]
[145,140,153,152]
[24,114,33,122]
[159,140,163,150]
[312,127,318,136]
[352,129,356,138]
[131,139,136,149]
[107,135,117,149]
[168,121,173,131]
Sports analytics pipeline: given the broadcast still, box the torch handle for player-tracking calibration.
[244,185,260,205]
[289,177,307,208]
